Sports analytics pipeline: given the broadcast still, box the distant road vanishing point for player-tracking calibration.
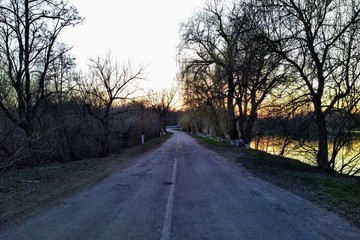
[1,130,360,240]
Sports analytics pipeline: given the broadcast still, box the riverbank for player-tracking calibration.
[193,134,360,228]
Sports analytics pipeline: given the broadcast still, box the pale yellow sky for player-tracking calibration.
[62,0,206,90]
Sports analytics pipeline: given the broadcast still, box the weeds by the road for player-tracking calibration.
[0,134,171,227]
[193,134,360,228]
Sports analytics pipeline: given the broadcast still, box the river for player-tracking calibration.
[251,136,360,176]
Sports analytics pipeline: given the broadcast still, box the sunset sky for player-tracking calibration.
[62,0,206,90]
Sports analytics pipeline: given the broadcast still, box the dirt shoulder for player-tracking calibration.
[192,134,360,228]
[0,134,172,228]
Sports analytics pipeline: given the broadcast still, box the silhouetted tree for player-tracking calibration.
[0,0,83,135]
[251,0,360,172]
[179,0,246,142]
[147,88,177,133]
[78,53,146,155]
[179,62,225,137]
[179,0,285,145]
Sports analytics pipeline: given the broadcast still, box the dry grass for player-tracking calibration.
[0,134,171,227]
[193,134,360,228]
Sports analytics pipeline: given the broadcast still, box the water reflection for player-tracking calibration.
[251,136,360,176]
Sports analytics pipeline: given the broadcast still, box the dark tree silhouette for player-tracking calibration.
[251,0,360,172]
[0,0,83,135]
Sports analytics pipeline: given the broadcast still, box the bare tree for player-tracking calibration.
[79,53,146,155]
[234,25,286,146]
[146,88,177,133]
[179,0,284,145]
[179,0,246,142]
[179,62,226,137]
[251,0,360,172]
[0,0,83,135]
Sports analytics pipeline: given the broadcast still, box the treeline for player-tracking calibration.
[177,0,360,175]
[0,0,176,170]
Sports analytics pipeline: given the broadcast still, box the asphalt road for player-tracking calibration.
[1,130,360,240]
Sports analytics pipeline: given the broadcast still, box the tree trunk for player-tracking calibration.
[162,111,167,133]
[227,72,239,142]
[315,110,333,172]
[227,103,238,140]
[238,116,246,141]
[244,107,258,145]
[212,108,223,137]
[236,97,246,143]
[23,0,33,136]
[100,118,110,156]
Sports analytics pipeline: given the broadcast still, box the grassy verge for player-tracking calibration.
[193,134,360,228]
[0,134,172,227]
